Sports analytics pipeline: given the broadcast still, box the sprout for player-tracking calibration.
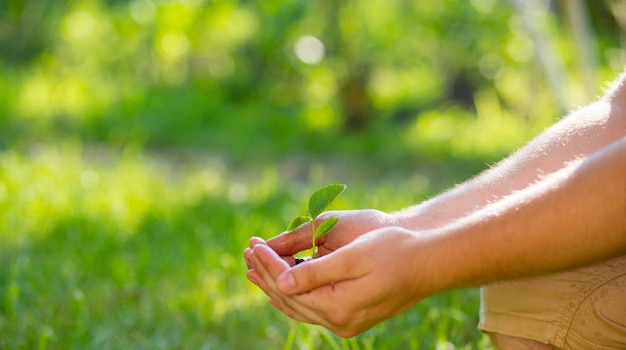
[286,183,347,257]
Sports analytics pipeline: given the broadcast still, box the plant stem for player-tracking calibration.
[311,220,316,255]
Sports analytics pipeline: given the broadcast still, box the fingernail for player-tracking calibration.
[243,249,252,265]
[250,237,266,246]
[277,272,296,292]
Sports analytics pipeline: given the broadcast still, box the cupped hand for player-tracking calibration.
[269,209,395,261]
[244,209,393,299]
[247,227,436,338]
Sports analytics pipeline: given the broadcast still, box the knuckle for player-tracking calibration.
[302,263,323,286]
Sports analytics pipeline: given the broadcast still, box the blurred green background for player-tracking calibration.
[0,0,623,348]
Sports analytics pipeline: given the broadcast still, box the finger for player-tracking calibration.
[267,226,314,256]
[248,268,292,310]
[271,213,341,252]
[250,248,288,303]
[246,269,264,289]
[249,236,267,248]
[250,249,320,324]
[250,244,290,300]
[276,247,366,295]
[252,244,291,280]
[252,245,327,324]
[244,247,254,269]
[282,255,297,266]
[249,237,299,267]
[270,298,315,324]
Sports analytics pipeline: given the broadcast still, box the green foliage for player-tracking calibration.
[0,0,620,161]
[308,183,347,220]
[315,217,339,239]
[0,1,620,348]
[287,183,346,254]
[286,215,309,232]
[0,146,491,349]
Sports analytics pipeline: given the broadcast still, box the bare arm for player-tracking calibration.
[396,75,626,229]
[247,136,626,337]
[252,73,626,259]
[245,72,626,337]
[427,136,626,290]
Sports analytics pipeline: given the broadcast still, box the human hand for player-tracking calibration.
[262,209,395,265]
[246,227,436,338]
[244,209,394,298]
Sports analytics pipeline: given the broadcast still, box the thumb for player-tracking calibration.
[276,248,364,295]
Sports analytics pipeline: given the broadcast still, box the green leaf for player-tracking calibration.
[308,183,347,219]
[286,215,310,231]
[314,217,339,238]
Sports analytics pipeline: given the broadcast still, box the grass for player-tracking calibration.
[0,1,603,345]
[0,140,498,349]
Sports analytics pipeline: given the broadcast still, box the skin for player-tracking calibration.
[244,72,626,342]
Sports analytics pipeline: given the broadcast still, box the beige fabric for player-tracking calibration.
[478,255,626,349]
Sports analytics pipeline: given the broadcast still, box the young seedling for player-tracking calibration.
[286,183,347,259]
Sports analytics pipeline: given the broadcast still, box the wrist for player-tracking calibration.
[408,228,472,294]
[400,229,452,297]
[389,208,438,231]
[366,209,400,229]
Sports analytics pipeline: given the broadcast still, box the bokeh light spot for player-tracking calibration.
[479,53,504,79]
[161,32,190,58]
[470,0,496,14]
[228,183,248,204]
[294,35,325,65]
[65,10,95,40]
[81,170,100,189]
[130,0,157,24]
[507,35,534,62]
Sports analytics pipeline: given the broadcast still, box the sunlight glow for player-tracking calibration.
[81,170,100,189]
[65,10,95,40]
[303,70,337,108]
[228,183,248,204]
[507,35,534,63]
[130,0,157,24]
[161,32,190,58]
[479,53,504,79]
[294,35,325,65]
[470,0,496,14]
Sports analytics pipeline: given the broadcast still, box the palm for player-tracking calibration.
[270,209,391,261]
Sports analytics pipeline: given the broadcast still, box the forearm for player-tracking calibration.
[425,137,626,292]
[246,137,625,337]
[395,81,626,230]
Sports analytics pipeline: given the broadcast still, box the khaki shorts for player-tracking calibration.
[478,255,626,349]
